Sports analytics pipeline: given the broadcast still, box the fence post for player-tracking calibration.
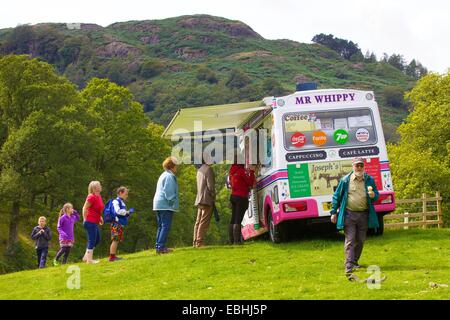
[436,191,442,229]
[403,212,409,230]
[422,193,427,229]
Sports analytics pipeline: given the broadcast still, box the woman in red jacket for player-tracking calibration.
[228,163,256,244]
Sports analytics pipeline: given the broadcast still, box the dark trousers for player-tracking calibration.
[344,210,369,272]
[84,221,101,250]
[230,195,248,225]
[55,246,71,264]
[36,247,48,268]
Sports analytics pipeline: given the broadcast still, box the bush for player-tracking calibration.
[196,66,218,84]
[225,68,251,89]
[140,59,164,79]
[1,242,36,274]
[381,86,407,109]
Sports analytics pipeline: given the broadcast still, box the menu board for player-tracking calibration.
[287,163,311,198]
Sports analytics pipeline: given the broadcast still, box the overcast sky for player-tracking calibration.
[1,0,449,72]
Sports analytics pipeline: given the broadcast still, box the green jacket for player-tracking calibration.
[330,172,380,230]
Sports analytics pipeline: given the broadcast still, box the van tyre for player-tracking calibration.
[374,213,384,236]
[268,209,284,243]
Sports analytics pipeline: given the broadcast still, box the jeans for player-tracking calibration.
[84,221,101,250]
[155,210,174,251]
[36,247,48,268]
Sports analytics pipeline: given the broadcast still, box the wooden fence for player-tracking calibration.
[384,192,443,229]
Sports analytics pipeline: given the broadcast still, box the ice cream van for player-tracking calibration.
[162,83,396,242]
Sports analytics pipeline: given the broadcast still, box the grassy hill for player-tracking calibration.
[0,229,448,300]
[0,14,417,141]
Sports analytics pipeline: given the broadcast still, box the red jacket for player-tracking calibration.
[229,164,255,198]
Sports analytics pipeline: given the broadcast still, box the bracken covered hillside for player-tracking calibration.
[0,14,417,140]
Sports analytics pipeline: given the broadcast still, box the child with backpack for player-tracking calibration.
[31,216,52,268]
[104,186,134,262]
[54,203,80,266]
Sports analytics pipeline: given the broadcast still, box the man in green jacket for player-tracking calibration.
[330,157,380,276]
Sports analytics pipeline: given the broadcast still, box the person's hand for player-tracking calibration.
[128,208,135,214]
[330,214,337,224]
[367,186,375,199]
[99,217,104,226]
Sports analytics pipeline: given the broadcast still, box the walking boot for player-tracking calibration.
[228,224,235,245]
[233,224,243,245]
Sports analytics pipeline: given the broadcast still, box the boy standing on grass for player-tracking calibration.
[109,186,134,262]
[31,216,52,269]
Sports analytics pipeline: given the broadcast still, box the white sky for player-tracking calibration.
[1,0,449,72]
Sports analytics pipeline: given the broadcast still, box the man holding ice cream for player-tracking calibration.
[330,157,380,277]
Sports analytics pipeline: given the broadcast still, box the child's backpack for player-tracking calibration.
[103,199,117,223]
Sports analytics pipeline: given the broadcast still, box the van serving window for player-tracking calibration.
[282,108,377,151]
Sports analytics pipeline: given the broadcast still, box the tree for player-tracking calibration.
[388,73,450,225]
[0,25,35,55]
[364,51,377,62]
[0,55,89,250]
[312,33,362,60]
[405,59,428,79]
[387,54,406,71]
[33,26,64,65]
[80,78,170,196]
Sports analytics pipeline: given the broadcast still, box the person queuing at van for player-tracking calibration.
[228,162,256,245]
[109,186,134,262]
[54,203,80,266]
[153,156,179,254]
[31,216,52,268]
[193,153,216,248]
[82,181,104,264]
[330,157,379,277]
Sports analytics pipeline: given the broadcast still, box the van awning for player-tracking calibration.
[162,100,267,139]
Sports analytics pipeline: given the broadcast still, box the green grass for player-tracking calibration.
[0,229,449,300]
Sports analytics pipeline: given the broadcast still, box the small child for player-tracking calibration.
[54,203,80,266]
[31,216,52,269]
[109,186,134,262]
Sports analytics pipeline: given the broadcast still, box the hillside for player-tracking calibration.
[0,14,417,141]
[0,229,449,300]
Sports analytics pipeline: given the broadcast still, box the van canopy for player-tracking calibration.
[162,100,267,139]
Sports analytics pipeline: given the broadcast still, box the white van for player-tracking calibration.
[163,84,396,242]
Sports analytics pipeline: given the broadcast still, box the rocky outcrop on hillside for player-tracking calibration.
[96,41,141,58]
[177,16,261,38]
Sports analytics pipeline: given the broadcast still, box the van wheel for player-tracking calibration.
[374,213,384,236]
[268,209,284,243]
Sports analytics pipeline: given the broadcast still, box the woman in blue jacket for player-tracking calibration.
[153,156,179,254]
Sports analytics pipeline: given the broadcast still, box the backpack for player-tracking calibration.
[103,199,117,223]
